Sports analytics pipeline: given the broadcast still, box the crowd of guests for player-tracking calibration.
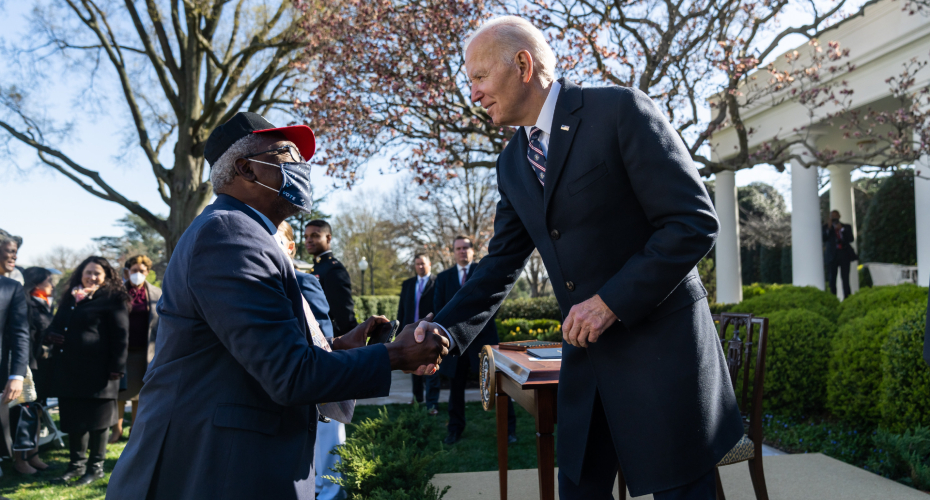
[0,232,160,489]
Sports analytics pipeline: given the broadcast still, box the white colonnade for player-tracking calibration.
[715,170,743,304]
[790,146,826,290]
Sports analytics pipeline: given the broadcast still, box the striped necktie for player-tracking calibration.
[528,127,547,185]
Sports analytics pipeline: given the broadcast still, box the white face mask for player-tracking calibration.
[129,272,147,286]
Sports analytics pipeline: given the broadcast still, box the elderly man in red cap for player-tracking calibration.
[107,113,449,500]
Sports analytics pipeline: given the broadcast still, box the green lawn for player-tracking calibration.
[0,402,549,499]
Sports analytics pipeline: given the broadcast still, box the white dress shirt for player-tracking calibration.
[522,80,561,157]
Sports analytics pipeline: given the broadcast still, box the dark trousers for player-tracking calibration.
[448,353,516,436]
[69,428,108,468]
[558,391,717,500]
[829,256,852,297]
[412,373,441,409]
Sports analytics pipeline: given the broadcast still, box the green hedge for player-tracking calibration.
[826,307,912,425]
[859,172,916,265]
[763,309,836,414]
[329,405,449,499]
[498,296,562,320]
[729,286,841,322]
[742,282,788,300]
[494,318,562,342]
[354,296,401,322]
[880,305,930,433]
[867,426,930,490]
[837,284,928,326]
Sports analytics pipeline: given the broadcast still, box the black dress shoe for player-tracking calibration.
[508,434,518,444]
[70,463,105,487]
[443,431,462,445]
[54,464,86,482]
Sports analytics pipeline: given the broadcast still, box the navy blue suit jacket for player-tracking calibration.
[107,194,392,500]
[433,80,742,495]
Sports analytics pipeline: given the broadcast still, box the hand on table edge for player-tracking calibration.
[562,294,619,348]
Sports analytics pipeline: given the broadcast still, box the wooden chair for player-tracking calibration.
[617,313,770,500]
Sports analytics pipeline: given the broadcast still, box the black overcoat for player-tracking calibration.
[433,80,743,495]
[47,289,129,400]
[822,222,857,262]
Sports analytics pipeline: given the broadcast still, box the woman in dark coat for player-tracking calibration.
[10,267,56,474]
[110,254,160,443]
[46,256,129,486]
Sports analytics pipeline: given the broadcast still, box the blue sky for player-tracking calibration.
[1,0,865,265]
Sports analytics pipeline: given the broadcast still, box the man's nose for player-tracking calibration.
[470,86,482,104]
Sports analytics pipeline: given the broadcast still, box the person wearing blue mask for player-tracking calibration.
[106,112,449,500]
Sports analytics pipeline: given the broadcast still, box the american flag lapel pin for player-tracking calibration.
[560,125,570,131]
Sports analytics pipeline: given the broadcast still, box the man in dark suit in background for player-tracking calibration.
[304,220,359,336]
[106,112,448,500]
[434,236,516,444]
[397,253,441,413]
[0,235,30,476]
[823,209,858,298]
[421,16,743,499]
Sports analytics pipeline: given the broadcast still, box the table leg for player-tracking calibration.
[535,387,556,500]
[496,392,509,500]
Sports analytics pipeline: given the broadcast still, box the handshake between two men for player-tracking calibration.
[340,313,450,376]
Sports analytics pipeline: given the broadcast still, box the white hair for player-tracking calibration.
[464,16,557,86]
[210,133,264,194]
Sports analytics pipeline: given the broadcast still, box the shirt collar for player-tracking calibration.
[244,204,277,235]
[457,263,471,273]
[319,250,333,257]
[524,80,562,140]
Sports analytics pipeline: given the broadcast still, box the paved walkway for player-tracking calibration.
[358,370,481,406]
[432,453,926,499]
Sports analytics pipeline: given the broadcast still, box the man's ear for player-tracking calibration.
[325,233,332,245]
[235,158,257,182]
[515,50,534,84]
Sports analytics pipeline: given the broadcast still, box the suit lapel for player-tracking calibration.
[543,80,584,212]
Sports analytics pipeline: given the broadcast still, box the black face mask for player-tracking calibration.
[249,159,314,214]
[832,218,840,224]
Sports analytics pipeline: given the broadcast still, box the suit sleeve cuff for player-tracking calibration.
[8,375,23,381]
[435,324,457,350]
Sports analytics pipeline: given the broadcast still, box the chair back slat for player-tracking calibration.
[712,313,769,430]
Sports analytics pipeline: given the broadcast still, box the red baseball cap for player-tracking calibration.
[253,124,316,162]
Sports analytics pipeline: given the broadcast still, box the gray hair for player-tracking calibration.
[210,134,265,194]
[464,16,557,86]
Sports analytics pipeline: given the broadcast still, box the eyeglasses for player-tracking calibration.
[244,145,303,163]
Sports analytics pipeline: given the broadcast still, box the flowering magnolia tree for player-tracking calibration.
[297,0,929,184]
[296,0,504,186]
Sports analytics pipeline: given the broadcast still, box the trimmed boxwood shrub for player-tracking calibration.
[880,305,930,433]
[330,405,449,499]
[497,296,561,320]
[826,307,912,425]
[742,282,787,300]
[859,171,916,265]
[495,318,562,342]
[729,286,841,322]
[837,284,928,326]
[762,309,836,414]
[354,295,401,322]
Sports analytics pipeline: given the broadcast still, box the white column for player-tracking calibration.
[715,170,743,304]
[827,165,859,299]
[916,147,930,287]
[791,147,825,290]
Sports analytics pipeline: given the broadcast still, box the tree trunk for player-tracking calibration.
[164,128,213,259]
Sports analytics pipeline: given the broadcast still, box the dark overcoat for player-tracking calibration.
[105,194,392,500]
[435,265,499,374]
[296,271,334,338]
[397,274,436,326]
[46,289,129,400]
[433,80,743,496]
[140,281,162,363]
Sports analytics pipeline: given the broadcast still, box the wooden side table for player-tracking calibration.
[479,345,561,500]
